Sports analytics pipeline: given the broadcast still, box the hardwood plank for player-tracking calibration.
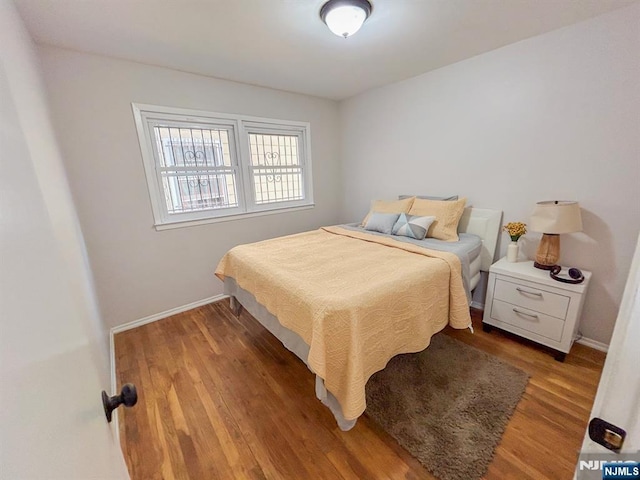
[187,307,329,479]
[115,300,605,480]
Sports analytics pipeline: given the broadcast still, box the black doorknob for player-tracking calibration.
[102,383,138,423]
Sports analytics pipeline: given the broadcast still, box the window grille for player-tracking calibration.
[248,133,304,205]
[153,126,238,214]
[133,104,313,229]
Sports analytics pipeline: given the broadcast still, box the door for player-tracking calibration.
[576,234,640,478]
[0,2,130,477]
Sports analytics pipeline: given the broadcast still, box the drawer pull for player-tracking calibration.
[513,308,539,319]
[516,287,542,297]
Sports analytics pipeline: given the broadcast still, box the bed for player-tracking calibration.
[215,206,502,430]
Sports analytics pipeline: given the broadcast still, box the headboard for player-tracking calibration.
[458,207,503,271]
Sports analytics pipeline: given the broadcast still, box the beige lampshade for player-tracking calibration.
[530,201,583,234]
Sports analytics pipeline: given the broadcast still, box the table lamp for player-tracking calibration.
[529,200,582,270]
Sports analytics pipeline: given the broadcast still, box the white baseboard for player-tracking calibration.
[111,294,227,335]
[576,337,609,353]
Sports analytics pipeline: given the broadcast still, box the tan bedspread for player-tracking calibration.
[215,226,471,420]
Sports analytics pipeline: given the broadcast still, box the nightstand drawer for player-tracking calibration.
[493,278,569,319]
[490,299,565,341]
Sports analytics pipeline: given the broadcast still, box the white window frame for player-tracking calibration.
[132,103,314,230]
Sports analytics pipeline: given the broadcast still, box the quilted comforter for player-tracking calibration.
[215,225,471,420]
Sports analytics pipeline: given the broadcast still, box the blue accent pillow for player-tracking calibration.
[364,212,401,235]
[392,214,436,240]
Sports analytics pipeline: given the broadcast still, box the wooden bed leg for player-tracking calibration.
[229,296,242,317]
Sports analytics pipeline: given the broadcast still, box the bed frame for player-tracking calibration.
[226,207,503,430]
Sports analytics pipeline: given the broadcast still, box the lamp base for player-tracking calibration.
[534,233,560,269]
[534,262,555,270]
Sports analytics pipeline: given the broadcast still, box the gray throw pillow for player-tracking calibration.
[364,212,401,235]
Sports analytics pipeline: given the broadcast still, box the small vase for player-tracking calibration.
[507,241,519,262]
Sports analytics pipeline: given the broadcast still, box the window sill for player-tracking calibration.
[153,203,315,231]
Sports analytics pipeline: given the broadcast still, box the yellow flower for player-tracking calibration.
[503,222,527,241]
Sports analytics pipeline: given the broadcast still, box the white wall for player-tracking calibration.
[37,47,342,330]
[340,4,640,345]
[0,0,128,477]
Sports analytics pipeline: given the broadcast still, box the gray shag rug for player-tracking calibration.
[365,334,529,480]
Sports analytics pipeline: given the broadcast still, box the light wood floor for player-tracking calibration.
[115,299,605,480]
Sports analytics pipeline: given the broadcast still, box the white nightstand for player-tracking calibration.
[482,258,591,361]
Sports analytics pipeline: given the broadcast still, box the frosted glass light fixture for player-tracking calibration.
[320,0,372,38]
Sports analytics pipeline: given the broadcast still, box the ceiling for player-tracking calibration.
[15,0,637,100]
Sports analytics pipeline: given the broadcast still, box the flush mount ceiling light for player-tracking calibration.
[320,0,372,39]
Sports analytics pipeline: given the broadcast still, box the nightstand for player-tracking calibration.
[482,258,591,361]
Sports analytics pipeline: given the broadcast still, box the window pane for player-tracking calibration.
[161,171,238,214]
[248,134,299,166]
[154,126,232,167]
[251,166,304,205]
[248,133,303,204]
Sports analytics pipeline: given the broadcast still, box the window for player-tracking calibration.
[132,104,313,229]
